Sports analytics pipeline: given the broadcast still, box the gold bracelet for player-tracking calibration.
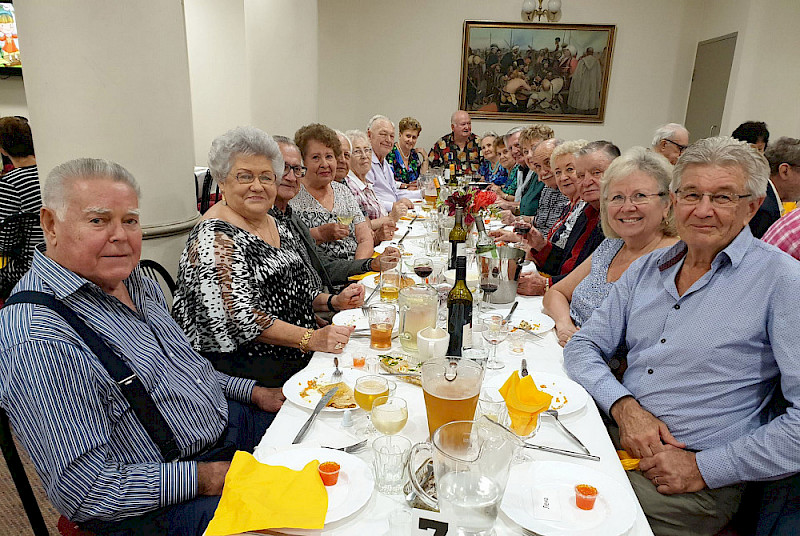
[299,328,315,353]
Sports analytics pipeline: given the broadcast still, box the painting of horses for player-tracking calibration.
[460,21,616,122]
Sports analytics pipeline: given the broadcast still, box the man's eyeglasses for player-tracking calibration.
[352,148,372,157]
[664,139,688,153]
[674,190,752,207]
[231,172,277,185]
[282,165,307,178]
[607,192,666,207]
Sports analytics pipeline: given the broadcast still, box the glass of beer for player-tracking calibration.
[354,375,390,436]
[368,303,395,350]
[380,257,401,302]
[421,358,483,438]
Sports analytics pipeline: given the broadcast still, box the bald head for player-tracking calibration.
[532,139,560,187]
[451,110,472,144]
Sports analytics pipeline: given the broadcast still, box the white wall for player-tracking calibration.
[0,77,27,118]
[317,0,697,152]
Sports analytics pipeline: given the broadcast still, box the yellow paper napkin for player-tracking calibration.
[204,451,328,536]
[617,449,640,471]
[348,271,379,282]
[498,373,553,436]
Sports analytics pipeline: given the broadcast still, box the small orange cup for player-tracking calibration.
[575,484,598,510]
[318,461,341,486]
[352,356,366,368]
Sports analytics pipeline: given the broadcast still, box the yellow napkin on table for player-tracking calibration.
[348,271,378,282]
[498,373,553,436]
[204,451,328,536]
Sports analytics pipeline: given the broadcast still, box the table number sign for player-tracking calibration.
[412,507,452,535]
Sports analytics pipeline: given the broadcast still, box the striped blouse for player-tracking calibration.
[0,249,256,522]
[0,165,45,249]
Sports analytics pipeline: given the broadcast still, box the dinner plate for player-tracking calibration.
[501,460,637,536]
[484,309,555,334]
[254,447,374,527]
[331,308,399,335]
[483,370,588,416]
[393,223,426,240]
[283,367,367,413]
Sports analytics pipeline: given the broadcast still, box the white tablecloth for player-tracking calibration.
[249,290,654,536]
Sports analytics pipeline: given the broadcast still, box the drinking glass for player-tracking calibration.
[478,256,501,315]
[380,257,401,303]
[368,304,395,350]
[481,314,509,370]
[336,213,355,226]
[478,388,508,424]
[513,216,532,237]
[354,375,390,436]
[372,435,411,494]
[371,396,408,442]
[413,257,434,284]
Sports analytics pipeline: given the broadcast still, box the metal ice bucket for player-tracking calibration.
[478,246,527,304]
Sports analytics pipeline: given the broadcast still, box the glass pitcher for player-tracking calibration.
[398,285,438,353]
[420,358,484,438]
[408,417,521,536]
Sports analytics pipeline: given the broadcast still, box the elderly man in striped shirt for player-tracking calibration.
[0,158,283,535]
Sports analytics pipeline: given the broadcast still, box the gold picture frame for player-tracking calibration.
[460,21,616,123]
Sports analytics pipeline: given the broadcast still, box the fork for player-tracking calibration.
[332,357,343,382]
[324,439,367,453]
[362,284,380,317]
[543,408,591,455]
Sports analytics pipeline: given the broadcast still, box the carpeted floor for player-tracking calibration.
[0,436,60,535]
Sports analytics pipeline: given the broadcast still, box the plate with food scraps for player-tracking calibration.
[283,367,368,412]
[486,309,555,334]
[378,354,422,386]
[393,223,426,240]
[331,308,399,335]
[399,209,428,221]
[357,272,416,291]
[483,370,588,416]
[501,460,637,536]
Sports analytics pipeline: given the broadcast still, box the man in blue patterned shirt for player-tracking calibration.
[0,158,284,535]
[565,137,800,535]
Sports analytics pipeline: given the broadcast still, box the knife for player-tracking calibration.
[503,301,519,323]
[292,386,338,444]
[522,443,600,461]
[397,226,413,245]
[520,358,528,377]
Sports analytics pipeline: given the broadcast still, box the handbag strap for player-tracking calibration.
[5,291,181,462]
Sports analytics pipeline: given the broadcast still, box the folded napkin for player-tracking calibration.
[204,451,328,535]
[348,271,378,282]
[498,372,553,437]
[617,449,640,471]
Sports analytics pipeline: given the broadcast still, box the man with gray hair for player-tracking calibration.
[0,158,281,535]
[427,110,482,176]
[564,137,800,535]
[365,114,419,212]
[652,123,690,165]
[751,136,800,238]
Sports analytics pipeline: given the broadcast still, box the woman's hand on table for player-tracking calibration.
[499,210,516,225]
[523,227,547,251]
[374,221,397,243]
[334,284,365,309]
[390,202,408,221]
[556,320,579,346]
[372,247,401,271]
[489,229,521,243]
[252,385,286,413]
[312,222,350,243]
[310,325,355,353]
[517,271,548,296]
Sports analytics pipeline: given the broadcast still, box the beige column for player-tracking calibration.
[14,0,199,275]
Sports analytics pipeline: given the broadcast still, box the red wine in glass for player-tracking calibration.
[480,283,498,294]
[514,221,531,235]
[414,266,433,278]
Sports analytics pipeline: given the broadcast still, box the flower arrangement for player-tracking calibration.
[444,187,497,225]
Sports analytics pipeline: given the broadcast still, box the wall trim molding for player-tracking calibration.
[142,215,200,239]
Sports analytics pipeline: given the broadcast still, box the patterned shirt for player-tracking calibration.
[532,186,570,236]
[569,238,624,326]
[762,208,800,261]
[0,165,44,252]
[172,219,316,387]
[477,160,508,186]
[564,228,800,488]
[289,182,366,261]
[0,249,256,522]
[344,171,387,220]
[427,132,482,176]
[386,146,422,184]
[502,165,521,195]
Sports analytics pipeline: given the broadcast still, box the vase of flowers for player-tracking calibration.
[444,187,498,246]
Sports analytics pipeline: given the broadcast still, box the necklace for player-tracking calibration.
[398,146,412,169]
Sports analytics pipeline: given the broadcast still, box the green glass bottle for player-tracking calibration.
[474,218,497,257]
[446,256,473,356]
[449,207,467,270]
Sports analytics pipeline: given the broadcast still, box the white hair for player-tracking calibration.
[44,158,141,219]
[367,115,393,132]
[335,130,352,152]
[503,126,525,144]
[208,126,284,184]
[346,129,369,147]
[652,123,689,147]
[672,136,769,197]
[550,139,589,169]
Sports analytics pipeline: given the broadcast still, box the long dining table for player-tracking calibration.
[247,224,654,536]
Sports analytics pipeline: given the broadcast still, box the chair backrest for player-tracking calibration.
[199,169,220,214]
[0,212,40,300]
[139,260,177,309]
[0,409,50,536]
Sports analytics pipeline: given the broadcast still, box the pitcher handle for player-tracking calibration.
[399,304,410,341]
[408,441,438,510]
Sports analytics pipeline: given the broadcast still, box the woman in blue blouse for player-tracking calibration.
[477,132,508,185]
[386,117,428,184]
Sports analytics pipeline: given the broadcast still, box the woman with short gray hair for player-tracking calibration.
[173,126,361,389]
[544,146,678,357]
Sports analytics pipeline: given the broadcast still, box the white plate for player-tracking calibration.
[331,308,398,334]
[254,447,374,527]
[393,224,426,240]
[283,367,367,413]
[483,370,588,416]
[484,309,555,334]
[501,461,637,536]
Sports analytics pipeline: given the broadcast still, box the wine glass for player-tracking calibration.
[513,216,531,237]
[354,375,390,436]
[336,213,355,226]
[481,313,509,370]
[371,395,408,445]
[413,257,434,285]
[478,256,501,316]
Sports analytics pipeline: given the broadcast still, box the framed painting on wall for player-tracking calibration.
[460,21,616,123]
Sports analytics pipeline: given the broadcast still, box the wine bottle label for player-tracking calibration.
[456,242,466,258]
[444,169,451,182]
[462,322,472,349]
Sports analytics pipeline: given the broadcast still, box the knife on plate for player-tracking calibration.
[503,301,519,323]
[292,386,338,444]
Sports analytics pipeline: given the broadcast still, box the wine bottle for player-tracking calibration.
[448,163,457,186]
[475,218,497,257]
[449,207,467,270]
[447,256,473,356]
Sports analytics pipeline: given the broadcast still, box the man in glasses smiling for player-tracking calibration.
[565,137,800,535]
[651,123,690,165]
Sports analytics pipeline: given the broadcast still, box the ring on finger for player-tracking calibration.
[334,342,344,350]
[654,476,660,486]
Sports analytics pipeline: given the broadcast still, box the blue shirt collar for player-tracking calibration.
[658,225,755,272]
